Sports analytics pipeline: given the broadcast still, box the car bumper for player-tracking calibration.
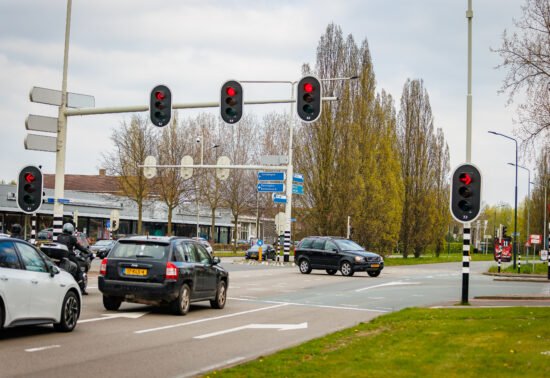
[98,277,179,303]
[352,262,384,272]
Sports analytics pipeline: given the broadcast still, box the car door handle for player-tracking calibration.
[0,276,7,281]
[31,280,39,284]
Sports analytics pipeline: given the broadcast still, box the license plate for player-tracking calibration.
[370,264,380,268]
[124,268,147,276]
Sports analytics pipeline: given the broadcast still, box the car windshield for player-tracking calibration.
[95,240,113,246]
[333,239,364,251]
[110,242,169,260]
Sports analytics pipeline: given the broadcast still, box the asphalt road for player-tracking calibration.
[0,259,548,378]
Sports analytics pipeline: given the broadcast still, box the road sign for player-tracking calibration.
[26,115,58,133]
[293,173,304,183]
[260,155,289,165]
[110,210,120,231]
[257,183,285,193]
[541,250,548,261]
[216,156,231,180]
[529,234,541,244]
[258,171,285,181]
[273,194,287,204]
[143,156,157,179]
[24,134,57,152]
[257,239,263,246]
[106,220,111,229]
[30,86,95,108]
[179,155,193,179]
[292,184,304,195]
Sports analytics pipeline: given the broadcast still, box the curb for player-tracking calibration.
[482,272,548,283]
[473,295,550,301]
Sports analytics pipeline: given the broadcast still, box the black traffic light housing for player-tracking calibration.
[296,75,322,123]
[450,163,482,222]
[220,80,243,124]
[503,226,508,238]
[150,85,172,127]
[17,165,43,214]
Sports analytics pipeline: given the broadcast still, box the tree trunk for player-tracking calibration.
[167,206,173,236]
[137,202,143,234]
[210,207,217,243]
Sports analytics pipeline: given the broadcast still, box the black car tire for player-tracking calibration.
[326,269,338,275]
[54,291,80,332]
[340,261,354,277]
[299,259,312,274]
[210,281,227,309]
[172,283,191,315]
[103,295,123,311]
[0,300,4,329]
[367,270,381,277]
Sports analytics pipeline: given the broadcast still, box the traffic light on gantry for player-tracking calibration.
[17,165,43,214]
[296,75,322,123]
[450,163,482,222]
[150,85,172,127]
[220,80,243,124]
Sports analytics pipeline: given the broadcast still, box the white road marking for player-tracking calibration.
[194,322,308,339]
[230,297,388,313]
[25,345,60,353]
[79,311,149,323]
[355,281,421,293]
[135,303,289,334]
[176,357,246,378]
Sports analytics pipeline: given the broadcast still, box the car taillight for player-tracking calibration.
[165,262,178,280]
[100,258,107,276]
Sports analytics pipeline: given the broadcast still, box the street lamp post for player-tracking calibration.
[195,136,219,239]
[508,163,531,262]
[488,131,519,269]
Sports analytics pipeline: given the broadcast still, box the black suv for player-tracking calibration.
[98,236,229,315]
[295,236,384,277]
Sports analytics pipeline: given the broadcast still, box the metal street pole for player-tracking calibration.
[53,0,72,240]
[489,131,519,269]
[509,163,531,262]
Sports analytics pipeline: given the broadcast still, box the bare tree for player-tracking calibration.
[493,0,550,144]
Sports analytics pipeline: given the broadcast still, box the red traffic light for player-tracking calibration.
[459,173,472,185]
[155,91,165,100]
[303,83,314,93]
[226,87,237,97]
[24,173,35,183]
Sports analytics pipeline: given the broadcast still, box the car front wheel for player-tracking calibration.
[172,283,191,315]
[299,259,312,274]
[103,295,122,311]
[54,291,80,332]
[210,281,227,309]
[340,261,354,277]
[367,270,381,277]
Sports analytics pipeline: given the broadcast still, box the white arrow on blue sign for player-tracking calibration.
[257,183,285,193]
[292,184,304,195]
[293,173,304,183]
[258,171,285,181]
[272,194,287,204]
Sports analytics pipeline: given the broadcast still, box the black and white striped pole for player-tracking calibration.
[462,224,471,304]
[30,214,37,245]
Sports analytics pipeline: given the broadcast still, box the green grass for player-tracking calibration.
[488,261,549,275]
[204,307,550,378]
[214,251,245,257]
[384,253,494,266]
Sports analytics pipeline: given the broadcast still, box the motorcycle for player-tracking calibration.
[40,242,88,293]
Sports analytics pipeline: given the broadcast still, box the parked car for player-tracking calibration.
[36,228,89,249]
[37,227,54,241]
[245,244,276,261]
[0,237,81,332]
[295,236,384,277]
[98,236,228,315]
[191,237,213,255]
[90,239,116,259]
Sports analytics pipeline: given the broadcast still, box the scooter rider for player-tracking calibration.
[57,223,89,295]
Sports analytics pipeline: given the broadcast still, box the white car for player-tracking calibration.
[0,237,81,332]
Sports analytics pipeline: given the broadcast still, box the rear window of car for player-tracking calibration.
[110,241,169,260]
[298,238,314,249]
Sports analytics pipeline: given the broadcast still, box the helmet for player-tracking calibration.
[62,223,75,235]
[11,224,22,234]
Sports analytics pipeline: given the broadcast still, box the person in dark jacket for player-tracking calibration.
[10,224,25,240]
[57,223,89,295]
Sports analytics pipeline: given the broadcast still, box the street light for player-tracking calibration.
[195,137,219,238]
[508,162,531,261]
[488,130,519,269]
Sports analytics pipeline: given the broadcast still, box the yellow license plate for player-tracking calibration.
[125,268,147,276]
[370,264,380,268]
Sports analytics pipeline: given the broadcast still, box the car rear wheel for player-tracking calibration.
[172,283,191,315]
[299,259,312,274]
[210,281,227,309]
[367,270,381,277]
[326,269,337,275]
[103,295,122,311]
[340,261,354,277]
[54,291,80,332]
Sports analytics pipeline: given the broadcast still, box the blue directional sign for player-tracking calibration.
[293,173,304,183]
[292,184,304,195]
[258,171,285,181]
[257,239,263,246]
[273,194,287,204]
[106,220,111,229]
[257,183,285,193]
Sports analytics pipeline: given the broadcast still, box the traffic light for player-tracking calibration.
[296,75,322,123]
[503,226,508,238]
[220,80,243,124]
[450,163,482,222]
[17,165,43,214]
[149,85,172,127]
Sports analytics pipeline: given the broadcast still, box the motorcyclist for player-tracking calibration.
[57,223,89,295]
[10,224,25,240]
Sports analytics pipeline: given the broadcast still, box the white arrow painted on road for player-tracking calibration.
[194,322,308,339]
[79,312,149,323]
[355,281,420,293]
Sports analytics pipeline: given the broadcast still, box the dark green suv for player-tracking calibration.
[98,236,228,315]
[295,236,384,277]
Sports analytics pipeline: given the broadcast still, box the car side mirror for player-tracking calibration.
[333,248,339,253]
[49,264,60,277]
[212,256,221,265]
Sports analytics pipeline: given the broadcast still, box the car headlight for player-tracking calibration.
[354,256,365,263]
[380,256,384,262]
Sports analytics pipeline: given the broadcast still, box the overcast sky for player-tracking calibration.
[0,0,529,207]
